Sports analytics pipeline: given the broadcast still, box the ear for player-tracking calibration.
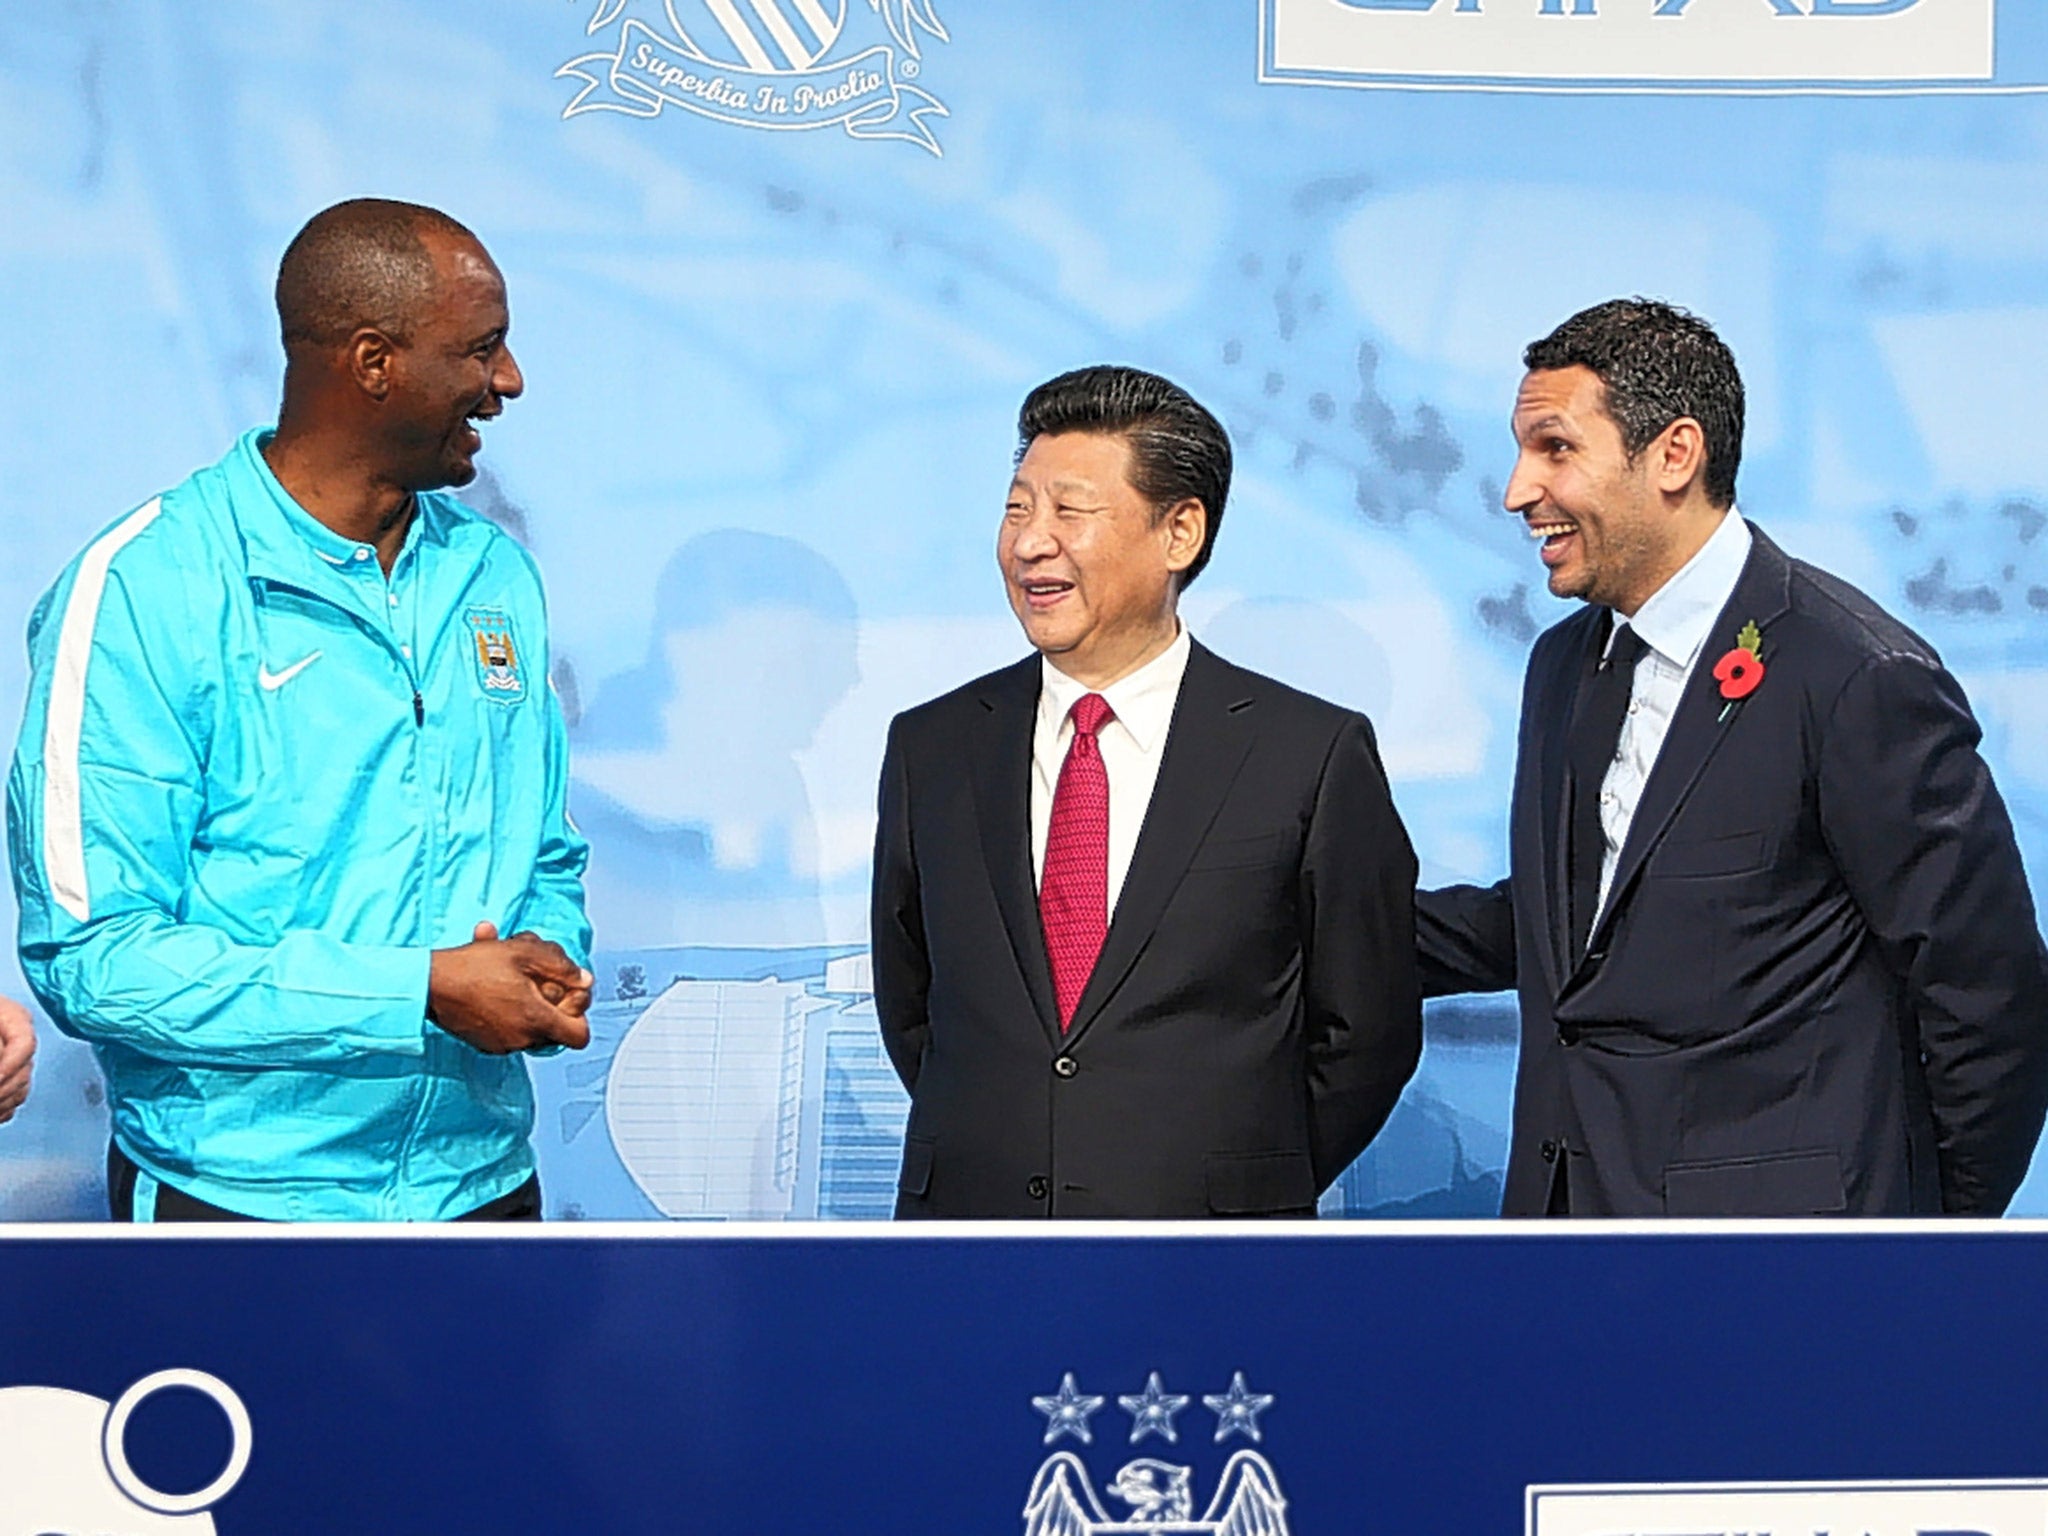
[1651,417,1708,499]
[345,327,399,402]
[1161,497,1208,576]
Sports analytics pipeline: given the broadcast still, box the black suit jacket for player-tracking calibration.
[1420,528,2048,1216]
[871,639,1421,1218]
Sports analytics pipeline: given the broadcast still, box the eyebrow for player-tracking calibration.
[1517,413,1570,436]
[1010,476,1105,499]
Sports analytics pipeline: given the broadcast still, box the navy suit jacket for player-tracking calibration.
[1419,528,2048,1216]
[872,639,1421,1218]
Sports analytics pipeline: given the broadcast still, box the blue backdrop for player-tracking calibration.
[3,1,2047,1218]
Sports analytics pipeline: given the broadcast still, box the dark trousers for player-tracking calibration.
[107,1142,543,1223]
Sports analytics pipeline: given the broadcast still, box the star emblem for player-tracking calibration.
[1203,1372,1275,1443]
[1118,1372,1192,1444]
[1032,1372,1107,1444]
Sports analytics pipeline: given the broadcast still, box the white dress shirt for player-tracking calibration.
[1031,625,1193,917]
[1596,510,1753,916]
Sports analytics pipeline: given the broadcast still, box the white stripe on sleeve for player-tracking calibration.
[43,497,164,922]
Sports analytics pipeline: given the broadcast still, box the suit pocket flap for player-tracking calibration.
[1663,1148,1846,1216]
[1205,1150,1317,1215]
[1655,829,1768,879]
[897,1136,935,1198]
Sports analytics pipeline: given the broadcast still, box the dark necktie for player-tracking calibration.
[1568,621,1647,958]
[1040,693,1114,1031]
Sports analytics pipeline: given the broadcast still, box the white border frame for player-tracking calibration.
[6,1217,2048,1239]
[1254,0,2048,98]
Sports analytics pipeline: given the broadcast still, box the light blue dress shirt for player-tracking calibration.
[1597,510,1754,916]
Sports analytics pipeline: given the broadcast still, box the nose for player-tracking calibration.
[1503,451,1542,516]
[494,343,525,402]
[1000,503,1060,566]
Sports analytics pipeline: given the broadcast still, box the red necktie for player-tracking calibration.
[1041,692,1114,1032]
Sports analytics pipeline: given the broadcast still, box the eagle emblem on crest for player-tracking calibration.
[1025,1451,1290,1536]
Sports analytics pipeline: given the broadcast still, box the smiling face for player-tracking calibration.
[1505,365,1674,615]
[382,231,523,491]
[999,431,1202,687]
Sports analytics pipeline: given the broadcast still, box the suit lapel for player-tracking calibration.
[1574,529,1795,972]
[969,656,1061,1044]
[1063,641,1256,1046]
[1541,612,1606,990]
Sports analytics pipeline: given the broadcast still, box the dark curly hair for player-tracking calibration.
[1524,298,1744,509]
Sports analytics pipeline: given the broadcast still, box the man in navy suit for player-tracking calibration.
[1420,299,2048,1216]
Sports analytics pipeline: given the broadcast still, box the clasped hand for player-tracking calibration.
[427,921,594,1054]
[0,996,34,1124]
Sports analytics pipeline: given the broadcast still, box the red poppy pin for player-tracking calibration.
[1713,620,1765,721]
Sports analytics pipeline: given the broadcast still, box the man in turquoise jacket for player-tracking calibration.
[6,199,593,1221]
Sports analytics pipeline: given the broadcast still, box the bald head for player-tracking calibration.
[276,198,479,351]
[267,198,521,503]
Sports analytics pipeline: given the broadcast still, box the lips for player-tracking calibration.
[1017,576,1075,612]
[457,403,498,456]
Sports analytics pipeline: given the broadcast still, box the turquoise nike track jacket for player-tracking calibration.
[7,429,591,1219]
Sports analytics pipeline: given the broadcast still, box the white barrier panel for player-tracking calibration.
[1531,1480,2048,1536]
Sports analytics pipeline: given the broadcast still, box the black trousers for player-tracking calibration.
[107,1142,543,1223]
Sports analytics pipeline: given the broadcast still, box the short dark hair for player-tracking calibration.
[1017,365,1232,587]
[1523,298,1744,509]
[276,197,478,350]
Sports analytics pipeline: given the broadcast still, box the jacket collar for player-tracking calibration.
[970,653,1059,1038]
[226,427,461,593]
[1565,525,1795,985]
[971,638,1255,1049]
[1062,638,1256,1046]
[1624,509,1752,674]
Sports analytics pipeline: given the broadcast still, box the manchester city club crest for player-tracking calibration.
[558,0,950,156]
[1023,1372,1292,1536]
[465,607,527,703]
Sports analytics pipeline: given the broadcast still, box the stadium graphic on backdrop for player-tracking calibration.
[559,0,950,154]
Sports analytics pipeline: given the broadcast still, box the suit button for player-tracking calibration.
[1556,1027,1575,1046]
[1541,1140,1559,1164]
[1027,1176,1049,1200]
[1053,1055,1078,1078]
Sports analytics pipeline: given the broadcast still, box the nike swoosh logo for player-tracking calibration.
[258,651,324,692]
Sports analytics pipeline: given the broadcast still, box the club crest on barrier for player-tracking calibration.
[558,0,951,156]
[1023,1373,1291,1536]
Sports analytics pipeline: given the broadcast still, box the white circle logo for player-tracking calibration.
[101,1368,254,1516]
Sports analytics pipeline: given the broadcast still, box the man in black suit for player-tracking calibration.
[1421,298,2048,1216]
[872,365,1420,1218]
